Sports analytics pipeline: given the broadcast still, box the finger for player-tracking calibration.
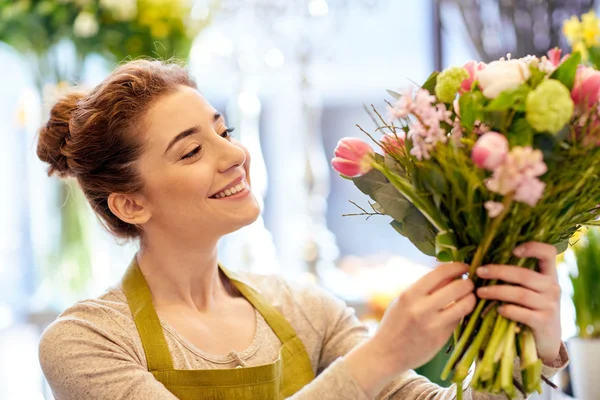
[414,263,469,295]
[497,304,543,330]
[477,285,546,310]
[440,293,477,324]
[514,242,557,278]
[476,265,552,293]
[430,278,475,311]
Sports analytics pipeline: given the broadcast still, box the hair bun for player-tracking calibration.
[37,91,86,178]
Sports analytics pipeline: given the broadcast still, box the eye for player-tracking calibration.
[181,146,202,160]
[221,127,235,139]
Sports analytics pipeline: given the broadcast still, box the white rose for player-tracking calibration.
[477,60,531,99]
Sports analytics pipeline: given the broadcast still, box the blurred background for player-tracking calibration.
[0,0,596,399]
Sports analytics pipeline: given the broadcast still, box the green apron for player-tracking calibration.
[122,259,315,399]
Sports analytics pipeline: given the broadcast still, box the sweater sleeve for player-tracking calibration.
[39,304,178,400]
[281,279,569,400]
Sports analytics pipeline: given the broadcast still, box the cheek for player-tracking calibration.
[144,165,213,206]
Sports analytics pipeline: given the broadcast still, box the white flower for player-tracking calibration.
[477,60,531,99]
[73,12,99,38]
[100,0,137,21]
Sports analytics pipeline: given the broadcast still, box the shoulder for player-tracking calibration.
[234,270,352,335]
[39,287,145,372]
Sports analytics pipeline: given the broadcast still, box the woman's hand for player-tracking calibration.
[344,263,476,397]
[475,241,562,365]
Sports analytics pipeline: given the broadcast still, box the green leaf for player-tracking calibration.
[435,230,458,262]
[507,117,534,146]
[421,71,439,95]
[456,245,477,263]
[550,52,582,90]
[589,47,600,70]
[554,239,569,255]
[459,91,485,130]
[386,89,402,100]
[485,85,531,112]
[372,185,414,222]
[528,66,547,89]
[352,168,387,200]
[403,208,437,256]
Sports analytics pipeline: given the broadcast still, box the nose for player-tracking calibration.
[216,136,246,174]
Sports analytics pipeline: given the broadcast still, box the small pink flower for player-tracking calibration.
[471,132,509,170]
[572,66,600,109]
[514,177,546,207]
[547,48,563,67]
[381,133,406,155]
[460,61,486,94]
[485,146,548,207]
[331,137,374,177]
[484,201,505,218]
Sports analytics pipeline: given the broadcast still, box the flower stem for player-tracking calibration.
[468,194,514,277]
[454,307,498,381]
[500,321,517,397]
[441,299,487,380]
[477,314,508,382]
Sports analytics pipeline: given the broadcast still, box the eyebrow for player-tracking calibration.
[163,112,223,155]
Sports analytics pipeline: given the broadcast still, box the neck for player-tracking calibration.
[136,230,231,312]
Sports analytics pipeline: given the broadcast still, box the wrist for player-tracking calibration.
[344,337,403,398]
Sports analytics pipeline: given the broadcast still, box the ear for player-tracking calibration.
[107,192,151,226]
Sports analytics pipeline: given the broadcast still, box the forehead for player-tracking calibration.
[142,86,216,146]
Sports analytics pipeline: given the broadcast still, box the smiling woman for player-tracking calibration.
[35,60,568,400]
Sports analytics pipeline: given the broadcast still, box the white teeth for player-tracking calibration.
[213,180,248,199]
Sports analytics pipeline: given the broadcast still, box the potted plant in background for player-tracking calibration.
[567,227,600,399]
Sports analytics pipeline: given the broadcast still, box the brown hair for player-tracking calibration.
[37,59,197,239]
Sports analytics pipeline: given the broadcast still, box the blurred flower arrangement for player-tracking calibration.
[0,0,211,305]
[0,0,208,67]
[563,10,600,67]
[332,48,600,398]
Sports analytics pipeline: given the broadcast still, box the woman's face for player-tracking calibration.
[136,85,260,241]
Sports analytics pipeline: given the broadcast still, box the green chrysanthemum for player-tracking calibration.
[434,67,470,103]
[525,80,574,134]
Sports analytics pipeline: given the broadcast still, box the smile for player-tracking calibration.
[211,180,249,199]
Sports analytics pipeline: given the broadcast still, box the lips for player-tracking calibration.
[209,174,246,198]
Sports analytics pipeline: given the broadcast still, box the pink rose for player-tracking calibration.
[572,66,600,109]
[471,132,509,170]
[381,133,406,156]
[460,61,486,94]
[331,137,374,177]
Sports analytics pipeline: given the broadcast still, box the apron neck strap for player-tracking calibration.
[122,258,174,371]
[122,258,305,372]
[220,267,296,344]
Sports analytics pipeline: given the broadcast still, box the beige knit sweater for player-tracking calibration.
[39,270,568,400]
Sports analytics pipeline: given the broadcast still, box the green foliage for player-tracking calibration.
[0,0,210,62]
[485,84,530,112]
[549,51,582,90]
[570,228,600,339]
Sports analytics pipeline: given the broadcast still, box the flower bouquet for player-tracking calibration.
[331,49,600,398]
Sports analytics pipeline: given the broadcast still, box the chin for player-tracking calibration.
[223,201,261,234]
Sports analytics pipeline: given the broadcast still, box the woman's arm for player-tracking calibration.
[283,256,568,400]
[39,314,179,400]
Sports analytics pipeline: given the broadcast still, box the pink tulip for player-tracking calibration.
[460,61,486,94]
[572,66,600,109]
[547,47,564,67]
[381,133,406,155]
[471,132,509,170]
[331,137,374,177]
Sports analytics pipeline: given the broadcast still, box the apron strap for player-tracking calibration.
[122,259,174,371]
[220,267,302,350]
